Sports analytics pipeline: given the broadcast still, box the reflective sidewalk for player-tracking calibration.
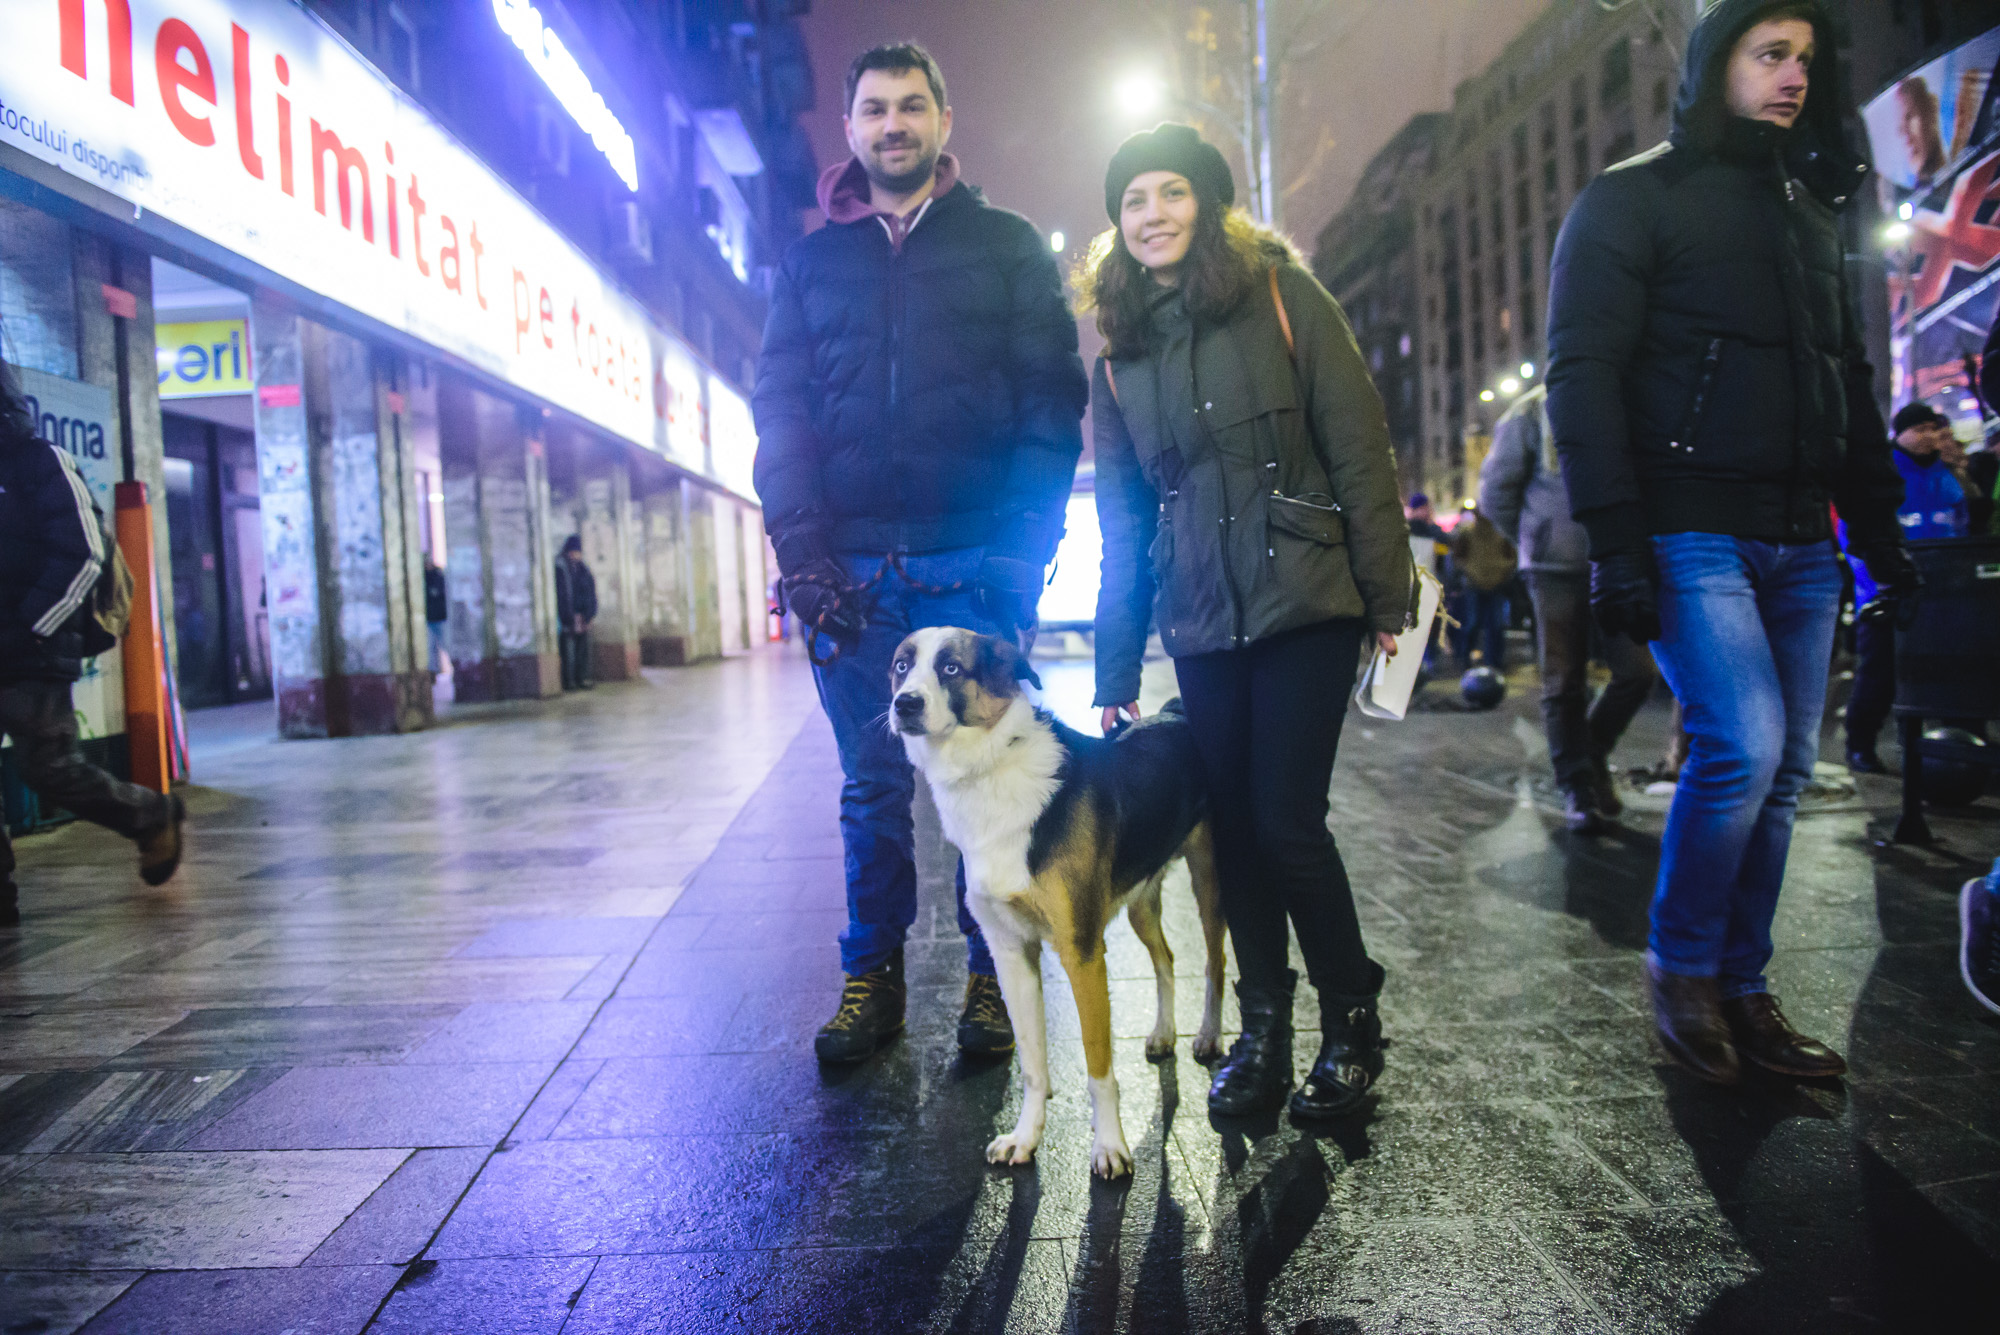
[2,648,1996,1333]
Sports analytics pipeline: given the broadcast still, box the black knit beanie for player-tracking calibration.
[1104,123,1234,222]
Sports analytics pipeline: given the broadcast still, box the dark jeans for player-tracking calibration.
[1457,586,1509,670]
[1,678,171,888]
[1175,618,1372,996]
[811,548,997,978]
[1844,615,1894,754]
[559,629,592,689]
[1646,535,1842,998]
[1527,572,1658,792]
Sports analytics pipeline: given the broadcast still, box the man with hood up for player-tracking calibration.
[1546,0,1911,1086]
[752,42,1087,1065]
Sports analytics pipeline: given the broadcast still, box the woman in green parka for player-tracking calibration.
[1084,124,1414,1119]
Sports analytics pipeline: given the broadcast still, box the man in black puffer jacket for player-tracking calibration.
[752,44,1087,1065]
[1546,0,1908,1088]
[1,360,184,925]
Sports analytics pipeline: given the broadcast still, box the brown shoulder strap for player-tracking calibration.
[1268,266,1294,359]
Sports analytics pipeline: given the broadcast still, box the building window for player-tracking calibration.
[1515,180,1530,230]
[1493,255,1506,300]
[1540,101,1557,154]
[1517,233,1533,291]
[1490,195,1504,246]
[1522,295,1536,340]
[1573,136,1591,193]
[1542,156,1559,199]
[1571,76,1588,129]
[1603,131,1636,167]
[383,3,418,89]
[1601,39,1631,108]
[1653,77,1670,119]
[1512,124,1529,174]
[1546,219,1560,263]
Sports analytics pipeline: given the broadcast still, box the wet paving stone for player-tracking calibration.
[2,653,1996,1331]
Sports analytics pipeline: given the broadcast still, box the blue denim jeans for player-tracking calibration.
[810,547,999,978]
[1646,534,1842,997]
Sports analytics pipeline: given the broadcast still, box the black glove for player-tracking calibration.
[974,555,1043,635]
[782,558,865,651]
[1589,549,1662,643]
[1854,544,1922,624]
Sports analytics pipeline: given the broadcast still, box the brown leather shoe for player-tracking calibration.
[138,793,187,887]
[1721,992,1847,1078]
[1645,960,1740,1084]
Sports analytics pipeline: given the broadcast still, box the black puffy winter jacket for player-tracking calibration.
[752,164,1088,569]
[1,364,107,683]
[1545,0,1904,558]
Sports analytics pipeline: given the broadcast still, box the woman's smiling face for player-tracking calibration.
[1120,171,1199,279]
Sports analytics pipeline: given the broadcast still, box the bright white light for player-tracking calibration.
[1520,361,1535,379]
[1884,221,1912,245]
[1050,230,1066,253]
[1479,389,1496,402]
[1116,74,1165,116]
[1499,377,1521,395]
[493,0,639,191]
[1897,201,1915,221]
[1038,494,1104,625]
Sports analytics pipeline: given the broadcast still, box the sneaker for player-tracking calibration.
[1561,786,1606,835]
[138,793,187,887]
[1845,748,1888,775]
[1591,756,1624,818]
[957,972,1014,1056]
[815,948,906,1064]
[1961,866,2000,1018]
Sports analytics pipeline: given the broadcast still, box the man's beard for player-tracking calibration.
[863,141,939,195]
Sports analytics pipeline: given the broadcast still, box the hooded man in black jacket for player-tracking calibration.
[1545,0,1910,1087]
[752,44,1088,1064]
[0,360,184,925]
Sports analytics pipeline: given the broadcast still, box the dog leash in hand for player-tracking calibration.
[788,553,979,668]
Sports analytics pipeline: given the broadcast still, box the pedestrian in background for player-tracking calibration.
[423,558,449,677]
[1,360,184,926]
[1842,402,1968,773]
[1481,384,1657,832]
[1449,500,1516,670]
[1087,123,1414,1121]
[1546,0,1909,1086]
[1406,493,1450,671]
[752,43,1087,1065]
[554,534,597,691]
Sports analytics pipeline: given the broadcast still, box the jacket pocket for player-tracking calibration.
[1266,492,1346,547]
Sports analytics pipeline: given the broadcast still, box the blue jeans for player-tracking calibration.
[1457,586,1509,670]
[810,548,999,977]
[1646,534,1842,997]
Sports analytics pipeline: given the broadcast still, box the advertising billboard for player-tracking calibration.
[0,0,655,447]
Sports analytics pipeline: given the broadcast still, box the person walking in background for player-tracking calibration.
[1449,500,1516,670]
[1,360,185,926]
[753,43,1087,1065]
[554,535,597,691]
[1406,494,1451,671]
[1546,0,1910,1086]
[1482,385,1658,833]
[1842,403,1968,773]
[423,558,449,677]
[1087,123,1414,1120]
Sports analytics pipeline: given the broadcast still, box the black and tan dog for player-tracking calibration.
[889,627,1224,1177]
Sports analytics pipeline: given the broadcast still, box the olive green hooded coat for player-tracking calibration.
[1092,251,1414,707]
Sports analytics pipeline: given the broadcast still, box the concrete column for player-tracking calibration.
[578,447,640,681]
[637,476,694,666]
[437,376,559,701]
[686,480,723,663]
[250,296,326,735]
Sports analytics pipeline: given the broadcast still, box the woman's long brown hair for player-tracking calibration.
[1074,199,1300,361]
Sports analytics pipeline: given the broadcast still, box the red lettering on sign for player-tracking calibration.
[275,55,293,196]
[231,25,262,178]
[155,20,216,147]
[60,1,135,106]
[438,217,461,293]
[310,120,372,240]
[406,176,429,275]
[540,289,555,349]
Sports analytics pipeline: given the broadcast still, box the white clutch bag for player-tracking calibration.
[1354,566,1445,721]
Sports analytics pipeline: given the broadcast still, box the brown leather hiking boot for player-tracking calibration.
[957,972,1014,1057]
[1721,992,1847,1078]
[1646,960,1740,1085]
[138,794,187,887]
[815,948,906,1064]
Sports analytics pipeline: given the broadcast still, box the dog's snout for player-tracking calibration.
[893,692,925,719]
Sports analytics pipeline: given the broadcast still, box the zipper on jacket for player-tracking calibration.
[1671,338,1722,453]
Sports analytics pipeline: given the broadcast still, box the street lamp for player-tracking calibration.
[1116,74,1165,117]
[1050,230,1066,253]
[1479,389,1496,403]
[1884,221,1913,245]
[1519,361,1535,379]
[1499,377,1521,395]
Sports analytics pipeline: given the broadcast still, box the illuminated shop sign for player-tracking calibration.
[157,318,252,396]
[490,0,638,191]
[707,377,758,502]
[1,0,654,448]
[653,332,707,471]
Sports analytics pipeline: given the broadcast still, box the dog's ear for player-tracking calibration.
[979,634,1041,694]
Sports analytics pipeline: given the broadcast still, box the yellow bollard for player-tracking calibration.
[115,481,172,794]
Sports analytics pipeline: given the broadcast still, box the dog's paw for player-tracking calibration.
[986,1131,1039,1167]
[1191,1031,1222,1064]
[1144,1030,1176,1062]
[1091,1135,1133,1179]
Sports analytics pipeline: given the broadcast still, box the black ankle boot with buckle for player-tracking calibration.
[1291,961,1387,1120]
[1208,970,1296,1116]
[815,947,906,1064]
[957,972,1014,1056]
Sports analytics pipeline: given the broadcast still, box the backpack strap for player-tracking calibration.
[1268,267,1294,360]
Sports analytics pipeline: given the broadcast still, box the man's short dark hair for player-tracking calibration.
[845,43,946,115]
[1892,402,1948,434]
